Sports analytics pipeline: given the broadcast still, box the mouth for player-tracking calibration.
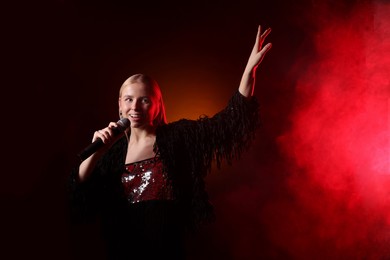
[130,114,141,119]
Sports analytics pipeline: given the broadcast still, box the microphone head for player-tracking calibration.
[117,118,130,129]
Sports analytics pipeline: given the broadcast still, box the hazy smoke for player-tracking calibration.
[276,1,390,258]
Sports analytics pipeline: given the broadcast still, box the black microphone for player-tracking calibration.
[78,118,130,161]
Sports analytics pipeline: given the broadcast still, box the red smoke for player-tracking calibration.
[276,1,390,258]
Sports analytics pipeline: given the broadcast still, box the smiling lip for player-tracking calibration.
[130,114,142,121]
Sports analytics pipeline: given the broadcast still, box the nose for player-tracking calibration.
[131,99,140,110]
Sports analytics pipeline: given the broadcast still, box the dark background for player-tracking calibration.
[2,0,388,259]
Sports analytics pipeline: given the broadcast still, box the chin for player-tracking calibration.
[130,122,149,129]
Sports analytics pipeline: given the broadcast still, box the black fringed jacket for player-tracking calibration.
[69,91,260,231]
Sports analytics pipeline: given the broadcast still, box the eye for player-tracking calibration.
[142,98,150,104]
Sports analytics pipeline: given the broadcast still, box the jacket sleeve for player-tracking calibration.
[158,90,260,177]
[206,90,260,166]
[67,137,127,223]
[68,163,105,223]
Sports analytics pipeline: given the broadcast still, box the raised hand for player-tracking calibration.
[246,25,272,73]
[239,25,272,97]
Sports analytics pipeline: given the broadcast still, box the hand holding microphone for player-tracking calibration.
[78,118,130,161]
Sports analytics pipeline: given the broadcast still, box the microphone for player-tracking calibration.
[78,118,130,161]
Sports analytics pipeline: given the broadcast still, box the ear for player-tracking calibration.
[118,98,123,118]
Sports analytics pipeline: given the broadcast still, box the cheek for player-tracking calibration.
[121,103,131,112]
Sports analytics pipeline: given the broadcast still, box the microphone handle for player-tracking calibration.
[77,138,104,161]
[77,118,129,162]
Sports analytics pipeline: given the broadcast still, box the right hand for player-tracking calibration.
[93,121,125,147]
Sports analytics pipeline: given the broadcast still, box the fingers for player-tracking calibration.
[262,42,272,54]
[254,25,271,53]
[260,27,271,39]
[255,25,262,44]
[259,27,271,46]
[94,126,115,143]
[94,130,108,143]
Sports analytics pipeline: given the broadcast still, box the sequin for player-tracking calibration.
[121,157,174,203]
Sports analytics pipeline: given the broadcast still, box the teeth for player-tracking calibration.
[131,114,140,118]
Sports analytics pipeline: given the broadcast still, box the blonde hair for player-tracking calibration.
[119,73,168,126]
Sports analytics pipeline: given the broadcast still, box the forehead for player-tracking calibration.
[120,82,155,97]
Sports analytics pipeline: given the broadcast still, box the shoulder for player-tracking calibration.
[156,119,195,134]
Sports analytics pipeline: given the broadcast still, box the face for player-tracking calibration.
[118,82,159,129]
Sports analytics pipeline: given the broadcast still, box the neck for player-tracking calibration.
[129,125,156,142]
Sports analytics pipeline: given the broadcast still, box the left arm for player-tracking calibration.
[155,26,272,176]
[239,25,272,98]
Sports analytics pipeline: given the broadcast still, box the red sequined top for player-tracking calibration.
[121,156,174,204]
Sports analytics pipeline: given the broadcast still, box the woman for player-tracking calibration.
[70,25,272,259]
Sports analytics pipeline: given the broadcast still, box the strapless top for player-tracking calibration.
[121,157,174,204]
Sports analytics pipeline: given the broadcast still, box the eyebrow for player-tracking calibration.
[122,95,150,99]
